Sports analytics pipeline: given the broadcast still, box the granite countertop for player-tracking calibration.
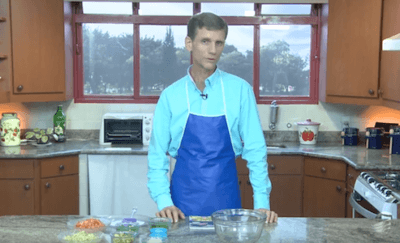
[0,215,399,243]
[1,139,400,170]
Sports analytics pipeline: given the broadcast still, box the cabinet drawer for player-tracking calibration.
[41,156,79,178]
[304,157,346,181]
[268,156,303,175]
[0,160,34,179]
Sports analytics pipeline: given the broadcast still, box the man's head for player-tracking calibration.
[187,12,228,41]
[186,13,228,73]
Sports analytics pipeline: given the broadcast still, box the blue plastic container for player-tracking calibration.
[390,126,400,154]
[342,127,359,146]
[366,127,384,149]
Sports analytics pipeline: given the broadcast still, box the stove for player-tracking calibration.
[350,171,400,219]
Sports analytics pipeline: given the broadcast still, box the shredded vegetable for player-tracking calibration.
[75,218,105,229]
[63,231,98,242]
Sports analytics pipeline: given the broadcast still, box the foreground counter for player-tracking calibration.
[0,215,399,243]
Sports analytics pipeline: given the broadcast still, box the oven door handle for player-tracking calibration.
[349,192,378,219]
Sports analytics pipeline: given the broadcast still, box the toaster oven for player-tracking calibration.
[99,113,153,146]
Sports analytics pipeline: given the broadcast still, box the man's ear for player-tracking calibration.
[185,36,192,52]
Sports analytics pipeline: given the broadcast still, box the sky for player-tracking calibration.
[82,2,312,63]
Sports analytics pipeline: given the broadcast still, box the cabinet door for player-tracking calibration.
[10,0,64,95]
[380,0,400,107]
[303,176,346,217]
[0,0,11,103]
[41,175,79,215]
[270,175,302,217]
[239,175,254,209]
[326,0,382,99]
[0,180,34,215]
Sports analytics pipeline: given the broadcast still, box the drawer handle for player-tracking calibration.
[45,182,51,188]
[17,85,23,91]
[24,184,30,190]
[321,167,326,173]
[336,185,342,192]
[270,164,276,170]
[247,180,251,185]
[59,165,65,170]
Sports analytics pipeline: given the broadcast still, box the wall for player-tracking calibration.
[1,100,400,132]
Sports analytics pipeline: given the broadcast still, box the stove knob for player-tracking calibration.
[376,183,383,190]
[367,177,375,183]
[394,199,399,203]
[385,190,392,197]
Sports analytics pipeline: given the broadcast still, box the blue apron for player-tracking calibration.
[170,72,242,216]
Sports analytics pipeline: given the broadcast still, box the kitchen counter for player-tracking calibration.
[0,215,399,243]
[1,139,400,170]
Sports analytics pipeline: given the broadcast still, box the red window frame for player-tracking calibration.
[72,3,321,104]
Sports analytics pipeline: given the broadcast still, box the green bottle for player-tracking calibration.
[53,105,66,142]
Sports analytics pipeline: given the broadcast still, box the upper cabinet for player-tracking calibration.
[320,0,383,106]
[0,0,73,103]
[380,0,400,110]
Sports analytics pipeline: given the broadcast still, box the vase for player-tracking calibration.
[0,113,21,146]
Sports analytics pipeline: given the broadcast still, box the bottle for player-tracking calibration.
[0,113,21,146]
[53,105,66,142]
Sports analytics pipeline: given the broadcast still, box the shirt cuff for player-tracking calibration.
[253,193,270,210]
[156,194,175,212]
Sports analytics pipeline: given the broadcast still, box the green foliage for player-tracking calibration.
[82,27,309,96]
[26,128,53,144]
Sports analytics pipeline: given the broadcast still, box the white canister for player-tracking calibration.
[296,119,320,145]
[0,113,21,146]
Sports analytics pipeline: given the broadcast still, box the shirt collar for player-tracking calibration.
[186,65,220,91]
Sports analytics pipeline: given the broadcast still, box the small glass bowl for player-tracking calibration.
[148,217,172,230]
[67,217,110,233]
[110,231,138,243]
[58,229,105,243]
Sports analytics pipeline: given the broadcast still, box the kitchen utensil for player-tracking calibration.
[211,209,266,243]
[341,127,359,146]
[365,127,385,149]
[296,119,320,145]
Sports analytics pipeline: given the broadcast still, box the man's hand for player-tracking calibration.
[156,206,185,223]
[257,208,278,223]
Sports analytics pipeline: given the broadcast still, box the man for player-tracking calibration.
[147,12,278,224]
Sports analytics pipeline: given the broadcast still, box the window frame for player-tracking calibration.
[73,2,321,104]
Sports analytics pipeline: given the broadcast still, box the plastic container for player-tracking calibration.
[110,231,138,243]
[296,119,320,145]
[148,217,172,230]
[390,126,400,154]
[109,218,140,233]
[58,229,105,243]
[211,209,266,243]
[341,127,359,146]
[365,127,385,149]
[67,217,111,233]
[0,113,21,146]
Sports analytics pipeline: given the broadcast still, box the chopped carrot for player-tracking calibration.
[75,218,105,229]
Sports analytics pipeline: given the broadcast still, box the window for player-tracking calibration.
[73,2,321,104]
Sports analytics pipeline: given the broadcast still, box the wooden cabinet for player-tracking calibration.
[0,0,73,103]
[0,156,79,216]
[320,0,383,106]
[380,0,400,110]
[303,157,347,217]
[236,155,303,217]
[268,156,303,217]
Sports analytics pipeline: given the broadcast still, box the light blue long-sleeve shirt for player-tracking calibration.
[147,66,271,212]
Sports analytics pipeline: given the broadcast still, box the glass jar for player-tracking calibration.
[0,113,21,146]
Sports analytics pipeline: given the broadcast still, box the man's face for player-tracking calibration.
[185,27,226,73]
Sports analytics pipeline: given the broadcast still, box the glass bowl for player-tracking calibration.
[58,229,105,243]
[211,209,266,243]
[67,217,111,233]
[148,217,172,230]
[110,231,138,243]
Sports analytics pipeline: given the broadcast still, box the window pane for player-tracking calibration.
[259,25,311,97]
[140,26,189,96]
[201,3,254,16]
[261,4,311,15]
[82,2,133,15]
[219,26,253,86]
[83,24,134,96]
[139,2,192,16]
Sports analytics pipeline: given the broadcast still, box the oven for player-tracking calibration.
[350,171,400,219]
